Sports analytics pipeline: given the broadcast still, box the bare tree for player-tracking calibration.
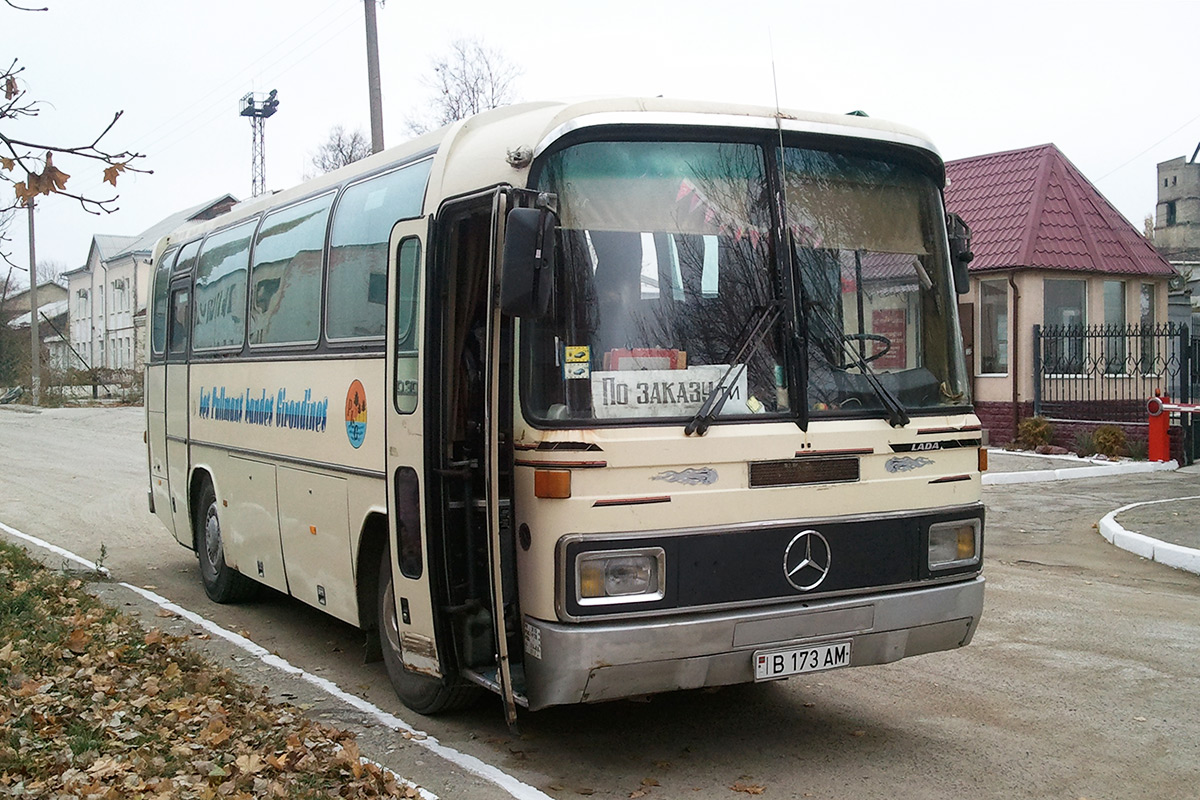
[36,258,67,287]
[308,125,372,177]
[0,2,150,267]
[406,38,521,135]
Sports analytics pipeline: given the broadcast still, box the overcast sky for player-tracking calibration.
[5,0,1198,279]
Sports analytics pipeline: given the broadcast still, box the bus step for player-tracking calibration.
[462,663,528,708]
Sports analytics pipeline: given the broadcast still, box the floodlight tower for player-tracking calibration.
[239,90,279,197]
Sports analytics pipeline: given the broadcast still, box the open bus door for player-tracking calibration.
[381,217,451,711]
[480,190,519,725]
[433,189,519,723]
[381,201,518,722]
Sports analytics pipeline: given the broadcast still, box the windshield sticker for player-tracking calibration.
[563,345,591,380]
[198,386,329,433]
[345,380,367,449]
[591,364,748,420]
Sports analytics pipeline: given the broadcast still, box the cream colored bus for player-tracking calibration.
[145,98,985,721]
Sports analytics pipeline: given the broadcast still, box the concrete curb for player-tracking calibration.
[1097,496,1200,577]
[983,452,1179,485]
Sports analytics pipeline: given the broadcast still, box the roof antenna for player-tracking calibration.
[1191,141,1200,164]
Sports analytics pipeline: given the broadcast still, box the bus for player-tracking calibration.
[145,97,985,721]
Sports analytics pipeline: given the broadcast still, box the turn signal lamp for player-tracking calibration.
[534,469,571,498]
[979,448,988,472]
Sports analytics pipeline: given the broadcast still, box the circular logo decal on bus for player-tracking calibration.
[783,529,831,592]
[345,380,367,449]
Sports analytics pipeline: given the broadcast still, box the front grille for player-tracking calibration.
[749,456,860,488]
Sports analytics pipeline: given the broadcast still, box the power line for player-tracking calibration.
[1097,111,1200,182]
[125,1,350,155]
[70,4,359,197]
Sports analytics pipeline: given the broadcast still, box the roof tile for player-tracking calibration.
[944,144,1174,278]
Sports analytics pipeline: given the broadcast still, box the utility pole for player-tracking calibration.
[26,201,39,406]
[240,90,280,197]
[363,0,385,153]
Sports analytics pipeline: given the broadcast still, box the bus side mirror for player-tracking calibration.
[501,207,557,318]
[947,213,974,295]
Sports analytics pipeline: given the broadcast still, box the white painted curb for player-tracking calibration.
[983,450,1178,485]
[1097,496,1200,577]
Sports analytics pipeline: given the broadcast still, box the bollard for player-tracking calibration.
[1147,393,1171,462]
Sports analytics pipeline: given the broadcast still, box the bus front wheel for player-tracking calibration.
[194,481,258,603]
[377,547,478,714]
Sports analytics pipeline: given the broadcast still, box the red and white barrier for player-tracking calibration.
[1146,392,1200,462]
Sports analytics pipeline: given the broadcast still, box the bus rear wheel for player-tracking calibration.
[377,547,478,715]
[194,481,258,603]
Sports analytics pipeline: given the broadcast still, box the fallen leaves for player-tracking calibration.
[0,540,418,798]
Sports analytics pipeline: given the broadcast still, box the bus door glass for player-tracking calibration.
[164,279,193,545]
[384,219,440,675]
[146,246,177,530]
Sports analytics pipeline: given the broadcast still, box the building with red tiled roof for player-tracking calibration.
[945,143,1176,445]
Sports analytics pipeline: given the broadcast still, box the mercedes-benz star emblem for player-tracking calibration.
[783,529,831,591]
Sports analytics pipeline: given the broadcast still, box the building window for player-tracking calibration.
[1166,201,1177,226]
[1140,283,1157,370]
[1044,278,1086,373]
[979,280,1008,374]
[1103,280,1126,373]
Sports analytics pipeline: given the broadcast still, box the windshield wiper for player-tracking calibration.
[684,303,782,436]
[789,237,909,429]
[805,299,910,428]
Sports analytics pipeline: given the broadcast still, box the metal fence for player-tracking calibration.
[1033,323,1194,422]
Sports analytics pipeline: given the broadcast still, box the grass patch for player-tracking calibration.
[0,540,421,798]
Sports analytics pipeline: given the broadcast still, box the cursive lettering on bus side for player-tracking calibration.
[196,385,328,433]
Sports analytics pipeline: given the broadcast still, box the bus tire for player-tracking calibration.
[194,481,259,603]
[377,546,479,715]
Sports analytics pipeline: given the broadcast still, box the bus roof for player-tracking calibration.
[155,97,943,257]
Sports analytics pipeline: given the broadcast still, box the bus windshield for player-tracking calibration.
[521,137,969,426]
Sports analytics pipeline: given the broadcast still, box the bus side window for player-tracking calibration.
[394,237,421,415]
[168,288,191,357]
[327,158,432,343]
[249,192,335,347]
[193,220,256,352]
[150,248,178,360]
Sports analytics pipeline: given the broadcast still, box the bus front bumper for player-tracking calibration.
[521,576,984,711]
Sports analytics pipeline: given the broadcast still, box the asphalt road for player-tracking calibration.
[2,406,1198,799]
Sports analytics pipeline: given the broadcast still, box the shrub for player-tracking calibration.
[1092,425,1128,458]
[1074,430,1096,457]
[1127,438,1149,460]
[1015,416,1053,450]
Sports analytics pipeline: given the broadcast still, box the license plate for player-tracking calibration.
[753,640,851,680]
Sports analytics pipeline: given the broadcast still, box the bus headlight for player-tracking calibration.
[577,548,665,605]
[928,519,981,570]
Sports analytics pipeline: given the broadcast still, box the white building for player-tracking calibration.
[63,195,236,377]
